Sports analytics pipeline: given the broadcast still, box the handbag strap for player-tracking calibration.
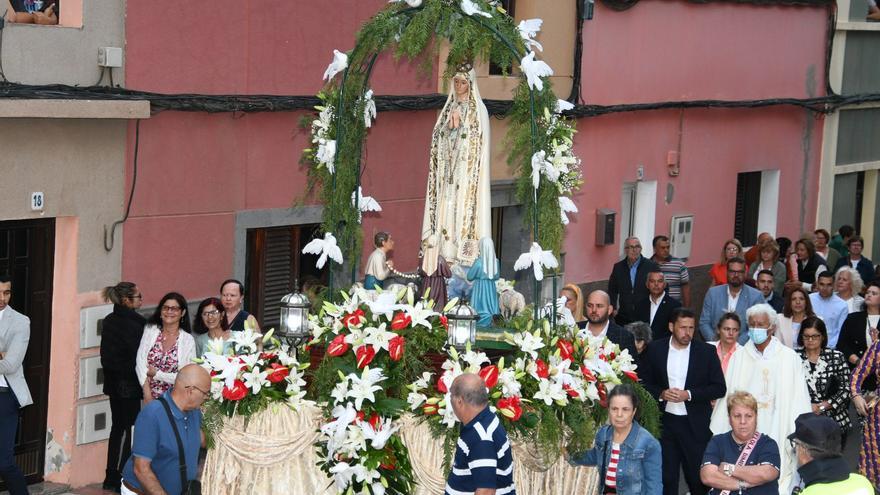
[158,397,189,491]
[719,432,761,495]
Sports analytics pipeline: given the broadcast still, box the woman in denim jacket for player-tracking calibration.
[570,384,662,494]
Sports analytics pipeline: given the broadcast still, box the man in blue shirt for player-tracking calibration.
[808,271,849,348]
[445,373,515,495]
[121,364,211,495]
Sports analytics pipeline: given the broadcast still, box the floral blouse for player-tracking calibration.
[798,348,852,430]
[146,333,179,399]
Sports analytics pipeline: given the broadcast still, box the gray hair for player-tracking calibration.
[835,266,864,295]
[746,303,778,328]
[450,376,489,407]
[625,321,652,344]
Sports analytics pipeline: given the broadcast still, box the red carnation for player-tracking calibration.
[266,363,290,383]
[388,335,405,362]
[497,396,523,421]
[355,345,376,368]
[391,312,412,331]
[342,309,366,328]
[557,339,574,360]
[535,359,550,379]
[221,379,248,401]
[327,334,349,357]
[479,365,499,389]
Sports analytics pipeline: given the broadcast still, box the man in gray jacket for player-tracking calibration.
[699,258,764,344]
[0,274,32,495]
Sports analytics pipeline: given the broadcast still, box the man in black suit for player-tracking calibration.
[581,290,637,358]
[634,270,682,341]
[641,308,726,495]
[755,269,784,313]
[608,236,659,325]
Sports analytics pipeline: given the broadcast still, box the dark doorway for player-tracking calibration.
[0,218,54,489]
[245,224,325,330]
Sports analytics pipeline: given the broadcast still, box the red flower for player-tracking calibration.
[259,352,277,361]
[563,383,580,399]
[479,365,499,389]
[439,315,448,329]
[221,379,248,401]
[266,363,290,383]
[342,309,366,328]
[354,411,365,424]
[497,396,523,421]
[422,403,439,415]
[535,359,550,379]
[355,345,376,368]
[623,370,639,382]
[557,339,574,360]
[580,365,597,382]
[608,352,616,360]
[391,312,412,331]
[327,334,349,357]
[380,460,396,470]
[368,413,381,431]
[437,374,449,394]
[598,383,608,408]
[388,335,405,362]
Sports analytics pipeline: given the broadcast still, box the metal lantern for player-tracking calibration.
[279,287,311,345]
[446,299,478,349]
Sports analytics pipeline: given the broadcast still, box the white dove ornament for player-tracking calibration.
[302,232,344,269]
[517,18,544,52]
[559,196,578,225]
[323,50,349,82]
[514,242,558,281]
[520,51,553,91]
[461,0,492,17]
[351,187,382,222]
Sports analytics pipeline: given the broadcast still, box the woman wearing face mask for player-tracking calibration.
[775,288,815,348]
[796,317,851,447]
[569,384,662,494]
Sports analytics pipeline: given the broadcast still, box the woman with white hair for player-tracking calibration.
[835,266,865,314]
[466,237,500,326]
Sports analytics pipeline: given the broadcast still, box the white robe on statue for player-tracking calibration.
[709,337,811,495]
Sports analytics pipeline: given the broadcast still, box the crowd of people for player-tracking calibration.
[552,227,879,494]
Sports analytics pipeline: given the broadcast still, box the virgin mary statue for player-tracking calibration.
[421,63,492,266]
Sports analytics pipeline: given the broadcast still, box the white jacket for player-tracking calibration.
[135,324,196,386]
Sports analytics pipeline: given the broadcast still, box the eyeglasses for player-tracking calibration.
[187,385,210,397]
[802,334,822,341]
[728,270,745,275]
[131,294,143,300]
[161,305,182,314]
[624,245,642,250]
[726,247,740,252]
[202,310,221,317]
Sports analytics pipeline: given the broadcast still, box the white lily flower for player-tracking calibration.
[316,139,337,174]
[364,290,406,319]
[242,367,269,394]
[328,461,366,491]
[461,350,489,371]
[330,376,351,405]
[534,377,567,406]
[407,392,428,410]
[498,368,521,397]
[360,416,400,450]
[347,366,386,410]
[531,150,560,190]
[201,352,240,389]
[404,301,438,330]
[512,331,545,359]
[362,324,396,352]
[230,329,261,354]
[520,51,553,91]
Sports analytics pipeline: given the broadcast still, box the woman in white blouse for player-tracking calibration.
[776,287,815,348]
[835,266,865,314]
[135,292,196,404]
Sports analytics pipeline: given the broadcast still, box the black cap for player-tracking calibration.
[787,412,841,454]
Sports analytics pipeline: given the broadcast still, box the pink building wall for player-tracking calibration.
[121,1,828,305]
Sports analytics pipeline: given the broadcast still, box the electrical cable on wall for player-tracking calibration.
[103,119,141,252]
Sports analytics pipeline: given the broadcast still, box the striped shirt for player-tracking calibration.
[653,256,690,302]
[445,406,516,495]
[605,443,621,489]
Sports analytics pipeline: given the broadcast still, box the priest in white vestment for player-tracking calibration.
[709,304,811,495]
